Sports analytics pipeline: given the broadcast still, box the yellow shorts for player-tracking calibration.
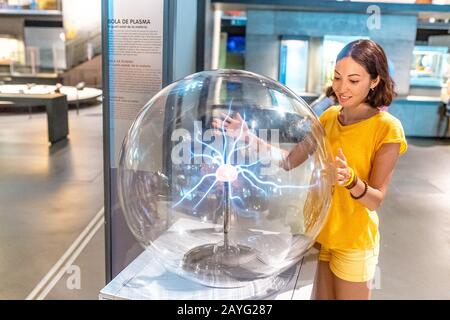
[318,244,380,283]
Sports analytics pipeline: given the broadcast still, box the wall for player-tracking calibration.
[62,0,101,39]
[62,0,102,69]
[62,54,101,87]
[0,17,25,40]
[245,10,417,96]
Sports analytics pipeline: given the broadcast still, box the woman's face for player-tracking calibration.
[332,56,375,108]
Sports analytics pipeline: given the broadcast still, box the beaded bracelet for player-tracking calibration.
[350,180,368,200]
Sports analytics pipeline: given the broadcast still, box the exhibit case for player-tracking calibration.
[410,45,449,87]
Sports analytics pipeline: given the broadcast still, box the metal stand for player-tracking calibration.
[182,180,261,288]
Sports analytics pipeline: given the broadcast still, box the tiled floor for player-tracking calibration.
[0,105,104,300]
[373,138,450,299]
[0,105,449,299]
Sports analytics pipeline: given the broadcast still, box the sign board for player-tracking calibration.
[103,0,166,280]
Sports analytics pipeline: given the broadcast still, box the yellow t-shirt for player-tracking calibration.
[317,105,407,250]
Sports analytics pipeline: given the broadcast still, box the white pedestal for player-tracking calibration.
[100,248,318,300]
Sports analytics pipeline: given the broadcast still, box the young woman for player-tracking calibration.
[312,39,407,300]
[213,39,407,300]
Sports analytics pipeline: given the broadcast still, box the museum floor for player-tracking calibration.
[0,105,449,300]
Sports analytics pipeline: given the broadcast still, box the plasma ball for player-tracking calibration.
[216,164,238,182]
[118,69,334,292]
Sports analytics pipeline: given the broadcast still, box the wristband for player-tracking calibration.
[342,167,355,188]
[345,175,358,190]
[350,180,368,200]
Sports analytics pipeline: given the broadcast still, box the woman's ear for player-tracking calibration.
[371,75,381,90]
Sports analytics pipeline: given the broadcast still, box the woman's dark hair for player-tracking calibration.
[326,39,396,108]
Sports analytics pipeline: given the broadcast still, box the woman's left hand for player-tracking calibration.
[335,148,352,186]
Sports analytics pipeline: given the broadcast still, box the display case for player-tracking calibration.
[277,35,368,103]
[410,45,449,87]
[0,35,24,66]
[279,36,309,94]
[0,1,63,84]
[0,0,60,11]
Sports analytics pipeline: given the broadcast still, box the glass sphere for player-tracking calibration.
[118,70,333,296]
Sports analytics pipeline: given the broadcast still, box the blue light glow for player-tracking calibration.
[172,101,318,211]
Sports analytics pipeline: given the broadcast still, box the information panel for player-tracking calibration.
[107,0,164,163]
